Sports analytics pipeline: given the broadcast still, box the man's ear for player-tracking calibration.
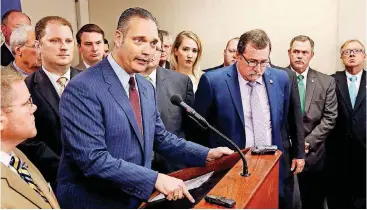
[114,30,123,48]
[1,24,6,34]
[14,45,22,56]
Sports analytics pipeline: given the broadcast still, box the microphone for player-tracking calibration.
[170,94,250,177]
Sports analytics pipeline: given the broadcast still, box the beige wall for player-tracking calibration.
[21,0,80,66]
[21,0,366,73]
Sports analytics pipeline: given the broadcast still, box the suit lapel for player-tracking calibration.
[155,67,167,114]
[34,69,60,115]
[101,60,145,153]
[1,164,51,209]
[137,75,151,154]
[225,65,245,128]
[305,69,316,113]
[263,69,281,147]
[353,70,366,111]
[336,71,354,112]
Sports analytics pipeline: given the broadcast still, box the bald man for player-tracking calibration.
[1,10,31,66]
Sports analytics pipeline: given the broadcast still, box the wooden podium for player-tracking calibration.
[140,149,282,209]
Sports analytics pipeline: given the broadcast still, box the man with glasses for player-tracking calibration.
[204,37,239,72]
[327,40,366,209]
[1,66,59,208]
[190,29,294,208]
[286,35,337,208]
[8,25,41,77]
[141,30,195,173]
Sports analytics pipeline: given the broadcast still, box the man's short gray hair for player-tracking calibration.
[10,24,35,54]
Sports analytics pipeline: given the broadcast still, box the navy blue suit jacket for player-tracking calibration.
[188,64,290,196]
[56,59,209,208]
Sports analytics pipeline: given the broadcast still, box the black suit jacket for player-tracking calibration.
[152,67,195,173]
[203,64,224,72]
[270,64,305,177]
[1,44,14,66]
[327,70,366,202]
[17,67,80,186]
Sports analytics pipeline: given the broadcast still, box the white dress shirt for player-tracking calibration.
[346,69,363,95]
[43,66,71,96]
[83,60,91,69]
[237,68,272,148]
[107,54,138,98]
[0,150,12,167]
[146,69,157,88]
[291,66,310,90]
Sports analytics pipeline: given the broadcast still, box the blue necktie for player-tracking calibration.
[349,76,357,108]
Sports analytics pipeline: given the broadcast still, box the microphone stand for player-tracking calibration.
[188,115,251,177]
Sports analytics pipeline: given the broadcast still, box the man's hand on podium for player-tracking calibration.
[206,147,234,162]
[154,173,195,202]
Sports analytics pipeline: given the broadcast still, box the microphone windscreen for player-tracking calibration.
[170,94,183,106]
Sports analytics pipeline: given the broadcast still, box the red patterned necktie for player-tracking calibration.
[129,76,143,133]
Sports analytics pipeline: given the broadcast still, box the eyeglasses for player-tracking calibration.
[341,49,365,56]
[240,54,269,67]
[1,97,33,110]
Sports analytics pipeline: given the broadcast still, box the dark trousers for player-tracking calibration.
[279,175,295,209]
[298,170,326,209]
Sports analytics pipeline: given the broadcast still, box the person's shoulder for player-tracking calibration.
[203,64,224,72]
[205,64,233,78]
[331,70,345,78]
[311,68,334,82]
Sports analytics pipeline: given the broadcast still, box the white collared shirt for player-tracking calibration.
[146,69,157,88]
[0,150,12,167]
[291,66,310,90]
[237,66,272,148]
[43,66,71,96]
[346,69,363,95]
[107,54,138,98]
[12,61,30,77]
[83,60,91,69]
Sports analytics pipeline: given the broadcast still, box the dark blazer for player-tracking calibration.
[152,67,195,173]
[203,64,224,72]
[160,60,171,69]
[286,67,338,172]
[327,70,366,207]
[270,64,305,163]
[17,67,80,186]
[56,59,209,208]
[1,44,14,66]
[189,64,290,197]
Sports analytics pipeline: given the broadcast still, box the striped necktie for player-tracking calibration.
[57,76,68,96]
[9,154,49,203]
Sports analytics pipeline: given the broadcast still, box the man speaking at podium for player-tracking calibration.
[189,29,304,208]
[56,7,233,209]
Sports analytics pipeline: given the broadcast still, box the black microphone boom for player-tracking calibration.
[170,94,250,177]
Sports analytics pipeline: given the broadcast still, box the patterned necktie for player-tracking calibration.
[349,75,357,108]
[248,82,267,146]
[129,76,143,133]
[297,75,306,114]
[56,77,68,96]
[9,154,49,203]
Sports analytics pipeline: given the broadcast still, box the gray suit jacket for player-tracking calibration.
[289,67,338,171]
[74,61,87,71]
[152,67,195,173]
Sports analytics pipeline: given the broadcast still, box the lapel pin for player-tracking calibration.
[312,79,314,83]
[270,79,273,84]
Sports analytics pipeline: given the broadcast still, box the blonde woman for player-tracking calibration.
[170,31,203,92]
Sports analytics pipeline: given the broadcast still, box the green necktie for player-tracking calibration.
[297,74,306,114]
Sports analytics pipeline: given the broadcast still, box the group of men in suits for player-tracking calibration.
[1,6,365,209]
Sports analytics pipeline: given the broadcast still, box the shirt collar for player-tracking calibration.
[0,150,12,167]
[148,68,157,85]
[83,60,91,69]
[107,54,135,89]
[42,66,71,83]
[345,69,363,80]
[291,66,309,79]
[12,61,31,77]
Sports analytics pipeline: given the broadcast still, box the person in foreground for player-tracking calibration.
[188,29,296,208]
[56,7,233,209]
[1,66,59,209]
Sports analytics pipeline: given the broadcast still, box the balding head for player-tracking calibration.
[224,37,239,66]
[1,10,31,45]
